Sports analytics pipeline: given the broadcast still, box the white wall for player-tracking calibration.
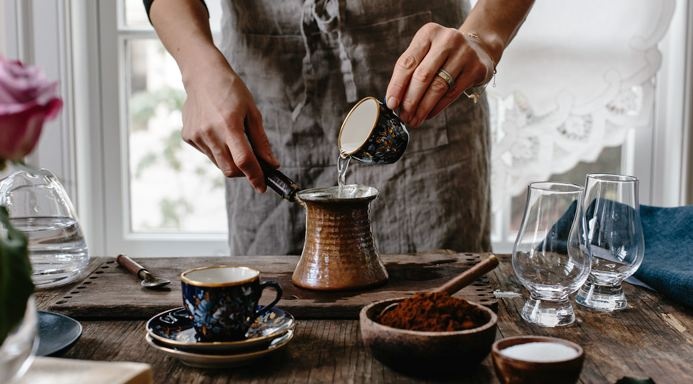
[0,1,6,55]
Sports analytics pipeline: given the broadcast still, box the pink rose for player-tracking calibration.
[0,57,62,161]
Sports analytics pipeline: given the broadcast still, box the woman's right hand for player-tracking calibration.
[181,56,279,193]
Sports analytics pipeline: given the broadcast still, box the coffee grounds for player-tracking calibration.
[377,292,488,332]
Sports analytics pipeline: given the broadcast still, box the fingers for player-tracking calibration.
[388,23,496,126]
[410,50,466,126]
[385,25,433,111]
[407,60,461,128]
[428,59,487,119]
[245,108,280,169]
[398,43,451,126]
[183,128,240,177]
[224,113,267,193]
[183,116,266,192]
[197,128,243,178]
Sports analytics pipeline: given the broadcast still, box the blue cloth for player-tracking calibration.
[635,205,693,308]
[547,203,693,308]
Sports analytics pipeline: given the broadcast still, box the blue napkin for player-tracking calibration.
[543,203,693,308]
[635,205,693,308]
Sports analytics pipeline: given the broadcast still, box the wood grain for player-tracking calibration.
[48,253,498,319]
[36,254,693,383]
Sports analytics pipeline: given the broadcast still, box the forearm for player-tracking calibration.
[459,0,534,64]
[149,0,229,87]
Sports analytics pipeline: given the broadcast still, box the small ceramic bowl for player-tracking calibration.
[359,297,497,375]
[492,336,584,384]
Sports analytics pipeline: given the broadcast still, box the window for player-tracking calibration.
[102,0,231,255]
[486,0,685,251]
[4,0,689,256]
[123,21,227,234]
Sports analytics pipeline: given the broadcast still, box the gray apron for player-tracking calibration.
[220,0,490,255]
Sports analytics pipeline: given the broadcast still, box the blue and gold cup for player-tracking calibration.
[181,266,282,341]
[338,96,409,164]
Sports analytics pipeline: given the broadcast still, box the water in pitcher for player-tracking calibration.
[11,216,89,288]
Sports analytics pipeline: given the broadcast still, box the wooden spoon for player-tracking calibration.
[431,254,499,296]
[379,254,499,316]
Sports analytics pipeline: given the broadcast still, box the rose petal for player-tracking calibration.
[0,57,61,161]
[0,104,53,160]
[0,57,59,104]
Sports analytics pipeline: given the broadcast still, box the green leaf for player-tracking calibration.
[0,206,34,345]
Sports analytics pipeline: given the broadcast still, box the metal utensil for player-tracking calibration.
[378,254,499,317]
[116,254,171,289]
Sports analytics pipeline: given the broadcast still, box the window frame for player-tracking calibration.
[4,0,691,257]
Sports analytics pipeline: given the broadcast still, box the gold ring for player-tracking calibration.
[436,69,455,89]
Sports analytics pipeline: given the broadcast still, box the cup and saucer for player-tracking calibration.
[145,266,295,368]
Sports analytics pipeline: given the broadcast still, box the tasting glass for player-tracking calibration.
[576,174,644,311]
[512,182,592,327]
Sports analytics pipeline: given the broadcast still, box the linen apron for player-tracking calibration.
[220,0,491,255]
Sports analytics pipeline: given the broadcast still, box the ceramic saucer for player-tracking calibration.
[37,311,82,356]
[146,307,295,352]
[145,330,294,368]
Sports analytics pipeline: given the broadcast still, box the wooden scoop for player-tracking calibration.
[379,254,499,317]
[431,254,499,296]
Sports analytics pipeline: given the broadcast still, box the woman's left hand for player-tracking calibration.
[385,23,496,128]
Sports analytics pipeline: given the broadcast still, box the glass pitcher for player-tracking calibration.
[0,167,89,288]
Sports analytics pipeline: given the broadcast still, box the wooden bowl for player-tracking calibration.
[359,297,497,375]
[492,336,584,384]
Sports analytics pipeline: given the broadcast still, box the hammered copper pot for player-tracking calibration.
[291,185,388,291]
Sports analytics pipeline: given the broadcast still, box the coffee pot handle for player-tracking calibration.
[256,280,283,317]
[261,161,301,202]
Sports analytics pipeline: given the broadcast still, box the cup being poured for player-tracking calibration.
[263,96,410,200]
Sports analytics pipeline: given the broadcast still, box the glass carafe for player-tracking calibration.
[0,167,89,288]
[512,182,592,327]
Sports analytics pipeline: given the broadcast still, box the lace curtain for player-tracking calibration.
[487,0,675,212]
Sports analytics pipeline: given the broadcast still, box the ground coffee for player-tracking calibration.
[377,292,488,332]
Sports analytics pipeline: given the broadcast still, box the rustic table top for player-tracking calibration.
[35,254,693,384]
[47,252,497,319]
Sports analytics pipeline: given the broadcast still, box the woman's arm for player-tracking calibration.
[148,0,279,193]
[386,0,534,128]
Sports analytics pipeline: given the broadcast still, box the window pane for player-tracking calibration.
[123,0,150,29]
[127,39,227,233]
[508,145,623,238]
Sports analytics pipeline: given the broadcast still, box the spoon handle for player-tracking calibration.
[433,254,499,296]
[116,254,146,279]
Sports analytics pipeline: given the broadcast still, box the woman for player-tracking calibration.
[145,0,533,255]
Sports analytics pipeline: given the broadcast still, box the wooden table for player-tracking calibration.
[35,254,693,383]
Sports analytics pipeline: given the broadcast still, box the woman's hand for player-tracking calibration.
[385,23,496,128]
[181,57,279,193]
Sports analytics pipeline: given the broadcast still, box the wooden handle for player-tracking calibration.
[116,254,146,277]
[433,254,499,296]
[261,161,301,202]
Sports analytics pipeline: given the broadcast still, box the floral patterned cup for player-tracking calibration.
[338,96,409,164]
[181,266,282,342]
